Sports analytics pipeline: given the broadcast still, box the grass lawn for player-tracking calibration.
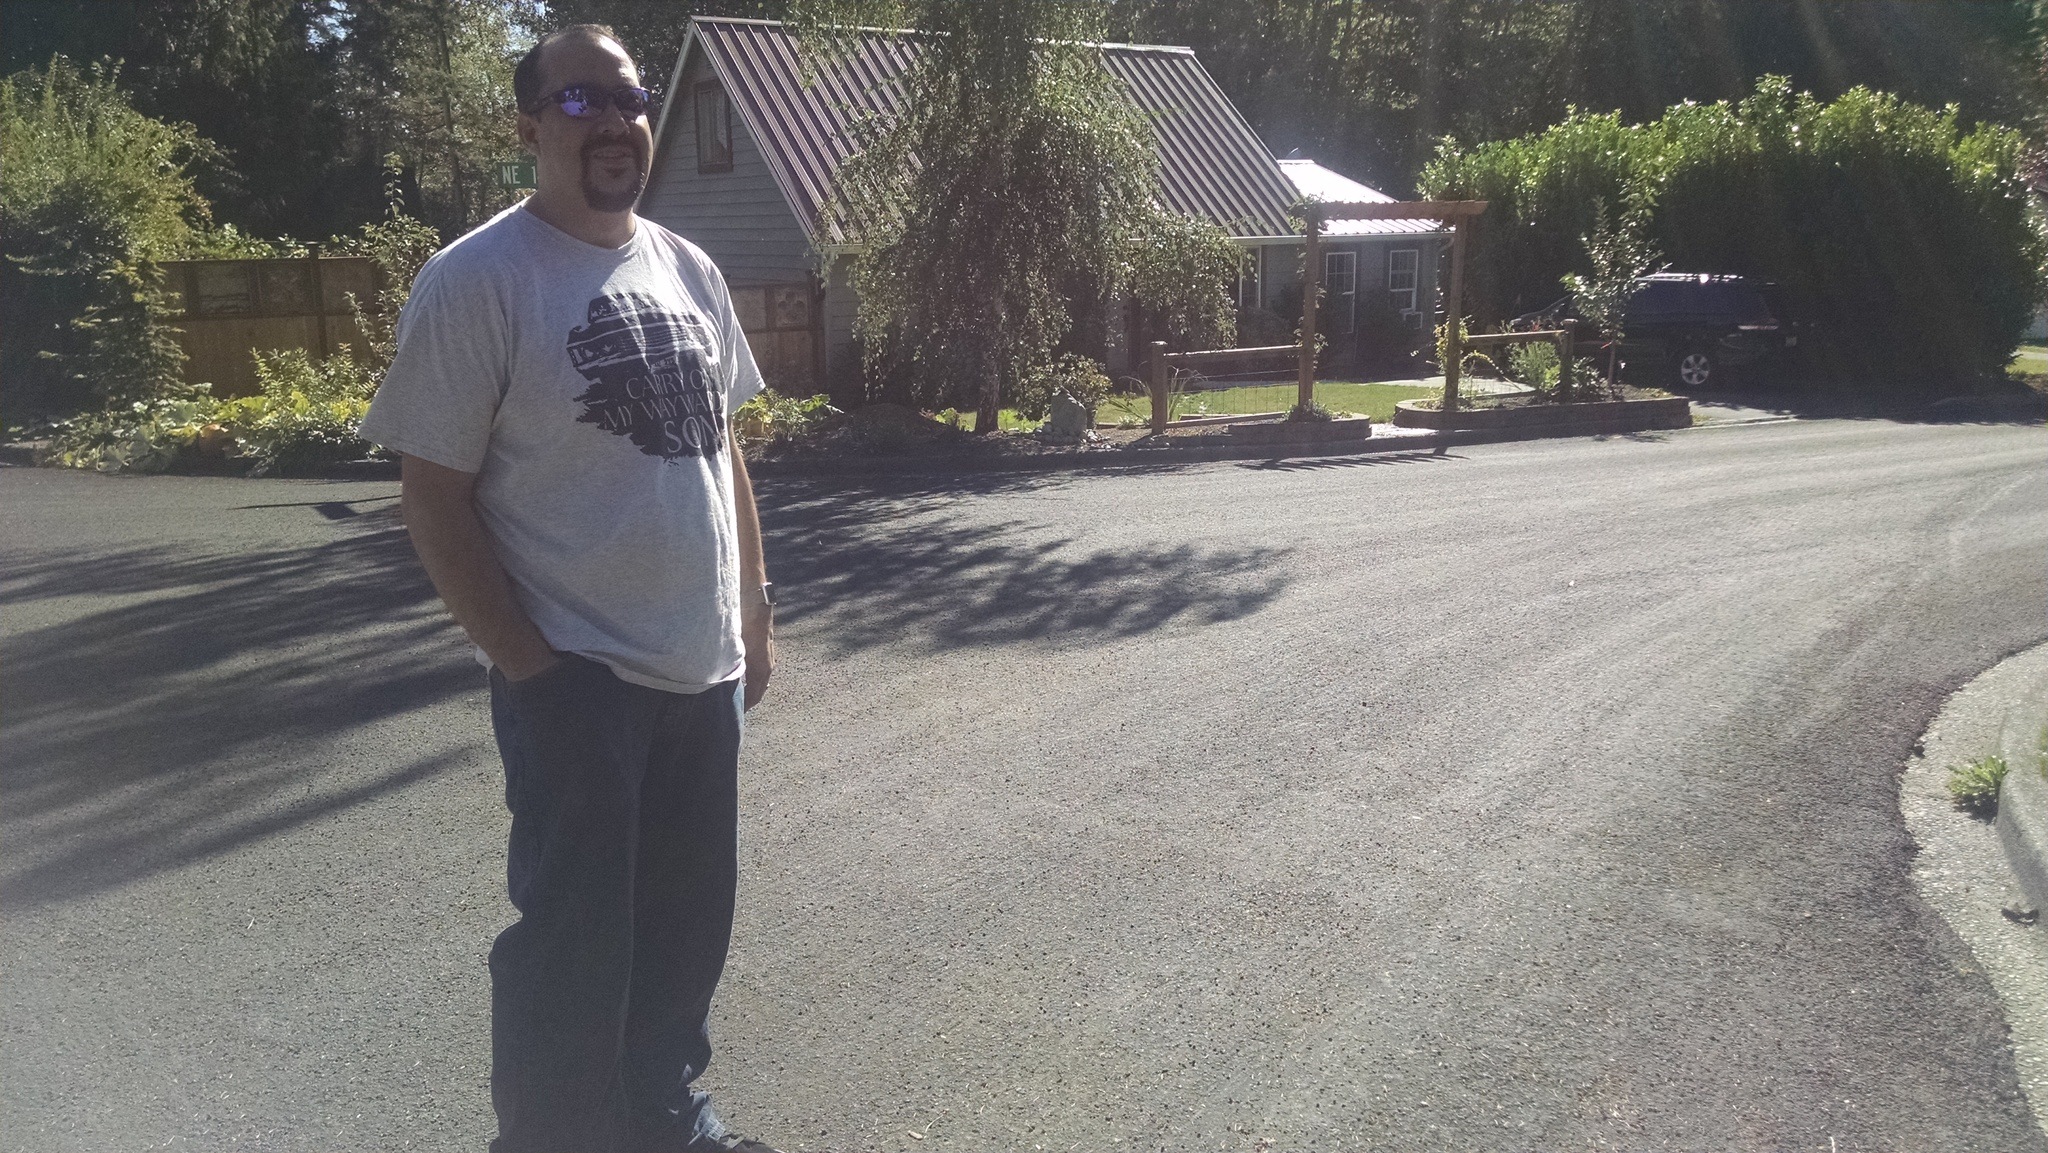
[1091,380,1439,428]
[950,380,1439,432]
[2012,341,2048,378]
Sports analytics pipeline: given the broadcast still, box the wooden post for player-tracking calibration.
[1557,319,1576,403]
[1442,222,1466,415]
[1298,202,1322,412]
[1149,340,1169,436]
[310,253,332,359]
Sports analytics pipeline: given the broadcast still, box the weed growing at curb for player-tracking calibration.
[1946,754,2009,815]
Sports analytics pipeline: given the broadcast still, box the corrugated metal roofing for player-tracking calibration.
[1277,159,1445,237]
[1097,45,1299,235]
[672,16,1305,243]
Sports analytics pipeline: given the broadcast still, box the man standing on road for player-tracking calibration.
[358,23,782,1153]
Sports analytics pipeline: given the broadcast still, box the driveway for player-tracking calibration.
[3,416,2045,1151]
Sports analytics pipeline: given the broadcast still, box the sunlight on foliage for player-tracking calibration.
[732,389,841,453]
[1423,75,2048,384]
[799,0,1236,430]
[0,57,219,420]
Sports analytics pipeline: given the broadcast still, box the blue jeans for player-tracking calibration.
[485,654,745,1153]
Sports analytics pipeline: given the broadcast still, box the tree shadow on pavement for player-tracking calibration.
[5,472,1291,908]
[1237,450,1454,472]
[755,472,1295,658]
[0,515,477,910]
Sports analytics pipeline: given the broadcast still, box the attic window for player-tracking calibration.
[696,81,733,173]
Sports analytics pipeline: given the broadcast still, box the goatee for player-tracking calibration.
[583,178,642,213]
[581,138,647,213]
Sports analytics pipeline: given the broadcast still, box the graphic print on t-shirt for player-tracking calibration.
[566,291,725,460]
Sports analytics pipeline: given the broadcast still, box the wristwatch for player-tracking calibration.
[755,581,776,610]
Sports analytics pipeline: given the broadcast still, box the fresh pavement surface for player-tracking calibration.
[2,415,2045,1152]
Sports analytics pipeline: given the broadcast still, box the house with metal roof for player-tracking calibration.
[639,15,1448,396]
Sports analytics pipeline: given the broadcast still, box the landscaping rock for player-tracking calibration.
[1042,393,1091,443]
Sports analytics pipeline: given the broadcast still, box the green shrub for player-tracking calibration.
[1126,210,1241,353]
[732,389,841,452]
[1507,340,1561,391]
[1945,754,2009,815]
[1421,109,1646,326]
[236,348,377,476]
[1010,353,1112,422]
[43,384,226,473]
[1,58,219,424]
[1422,76,2048,387]
[47,346,381,476]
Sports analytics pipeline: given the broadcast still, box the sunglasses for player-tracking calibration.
[525,85,656,119]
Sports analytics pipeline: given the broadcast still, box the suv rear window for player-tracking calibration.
[1628,281,1686,317]
[1704,283,1774,322]
[1626,279,1775,323]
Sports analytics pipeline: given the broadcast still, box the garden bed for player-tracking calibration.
[1225,416,1374,444]
[1392,391,1690,436]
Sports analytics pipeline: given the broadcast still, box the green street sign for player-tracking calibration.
[496,157,536,190]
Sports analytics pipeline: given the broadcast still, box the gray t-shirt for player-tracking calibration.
[360,203,765,693]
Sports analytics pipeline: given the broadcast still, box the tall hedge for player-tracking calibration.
[1422,76,2048,383]
[1,58,215,424]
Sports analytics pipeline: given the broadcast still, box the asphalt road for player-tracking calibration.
[3,416,2045,1153]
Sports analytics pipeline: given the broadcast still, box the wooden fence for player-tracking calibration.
[164,260,823,399]
[1463,323,1579,399]
[1147,342,1302,434]
[160,257,378,398]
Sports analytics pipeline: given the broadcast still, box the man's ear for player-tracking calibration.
[516,112,540,153]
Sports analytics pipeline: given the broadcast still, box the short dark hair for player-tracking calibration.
[514,23,631,112]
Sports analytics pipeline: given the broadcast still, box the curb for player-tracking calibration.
[1915,637,2048,917]
[746,431,1444,478]
[1994,661,2048,916]
[1903,640,2048,1135]
[743,420,1719,479]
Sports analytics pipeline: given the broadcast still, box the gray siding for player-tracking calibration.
[1260,244,1300,306]
[821,256,858,391]
[640,56,815,286]
[1251,239,1445,326]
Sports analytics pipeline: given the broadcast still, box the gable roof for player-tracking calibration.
[1277,158,1444,237]
[655,16,1306,245]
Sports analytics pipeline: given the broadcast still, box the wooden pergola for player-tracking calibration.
[1298,199,1488,412]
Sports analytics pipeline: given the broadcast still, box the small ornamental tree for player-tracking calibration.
[801,0,1235,429]
[1561,198,1658,394]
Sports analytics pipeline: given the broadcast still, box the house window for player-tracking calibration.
[1237,248,1261,311]
[1388,248,1419,318]
[1323,249,1357,335]
[695,81,733,173]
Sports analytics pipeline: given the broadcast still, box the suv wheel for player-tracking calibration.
[1675,347,1716,389]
